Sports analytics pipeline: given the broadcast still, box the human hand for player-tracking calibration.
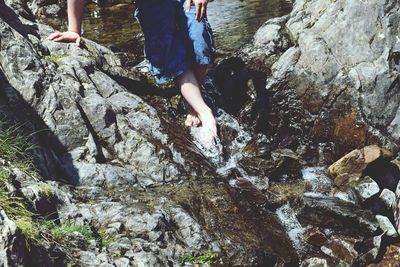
[186,0,208,21]
[46,31,82,46]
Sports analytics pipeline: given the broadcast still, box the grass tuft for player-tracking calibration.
[98,228,113,249]
[0,121,94,260]
[180,250,219,265]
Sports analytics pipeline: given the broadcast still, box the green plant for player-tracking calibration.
[46,53,68,65]
[38,182,54,198]
[180,250,219,265]
[98,228,113,249]
[0,122,38,177]
[0,122,35,162]
[0,121,93,261]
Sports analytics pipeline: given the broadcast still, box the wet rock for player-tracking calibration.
[356,234,383,264]
[353,176,381,203]
[328,145,394,190]
[211,57,251,115]
[321,237,358,265]
[364,158,400,192]
[240,0,400,157]
[367,245,400,267]
[239,148,303,183]
[298,195,379,236]
[301,257,329,267]
[375,215,398,238]
[238,15,292,72]
[379,189,396,210]
[303,227,328,247]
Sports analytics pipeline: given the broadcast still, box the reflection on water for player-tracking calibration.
[45,0,292,54]
[207,0,292,53]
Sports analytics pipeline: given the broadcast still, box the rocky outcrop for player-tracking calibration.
[0,0,297,265]
[239,0,400,159]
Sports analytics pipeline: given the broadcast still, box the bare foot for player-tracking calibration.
[198,108,218,141]
[184,100,201,127]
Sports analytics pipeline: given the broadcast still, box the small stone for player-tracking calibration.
[301,257,328,267]
[97,253,110,262]
[114,257,130,267]
[321,239,358,264]
[124,249,135,259]
[379,189,396,209]
[108,222,123,232]
[304,227,328,247]
[376,215,398,237]
[353,176,380,202]
[79,251,101,266]
[99,263,114,267]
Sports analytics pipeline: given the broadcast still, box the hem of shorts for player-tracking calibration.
[195,57,213,65]
[151,61,192,85]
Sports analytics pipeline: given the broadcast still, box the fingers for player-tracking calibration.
[53,36,66,42]
[186,0,192,12]
[200,1,207,21]
[195,2,201,21]
[76,36,81,47]
[46,32,61,40]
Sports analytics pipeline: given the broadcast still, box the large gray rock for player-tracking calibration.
[240,0,400,157]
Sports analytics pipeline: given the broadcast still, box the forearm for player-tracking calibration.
[67,0,84,34]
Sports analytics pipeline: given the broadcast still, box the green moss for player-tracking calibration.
[38,182,54,198]
[98,228,113,249]
[180,250,219,265]
[46,53,69,65]
[50,224,92,241]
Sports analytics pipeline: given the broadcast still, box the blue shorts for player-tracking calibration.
[134,0,215,84]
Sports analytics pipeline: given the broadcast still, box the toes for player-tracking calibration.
[193,117,201,127]
[185,116,192,127]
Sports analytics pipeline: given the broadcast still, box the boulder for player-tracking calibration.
[327,145,393,189]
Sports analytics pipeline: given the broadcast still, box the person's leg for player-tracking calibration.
[176,68,217,140]
[193,64,208,84]
[183,63,208,127]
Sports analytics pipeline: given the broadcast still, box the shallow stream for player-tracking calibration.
[47,0,292,55]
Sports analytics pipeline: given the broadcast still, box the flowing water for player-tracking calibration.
[46,0,292,54]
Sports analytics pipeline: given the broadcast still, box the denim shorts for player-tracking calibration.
[134,0,215,84]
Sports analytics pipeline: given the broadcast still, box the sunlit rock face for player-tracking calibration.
[238,0,400,158]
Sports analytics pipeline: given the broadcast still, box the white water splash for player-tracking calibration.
[301,167,332,192]
[190,109,261,185]
[276,204,306,256]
